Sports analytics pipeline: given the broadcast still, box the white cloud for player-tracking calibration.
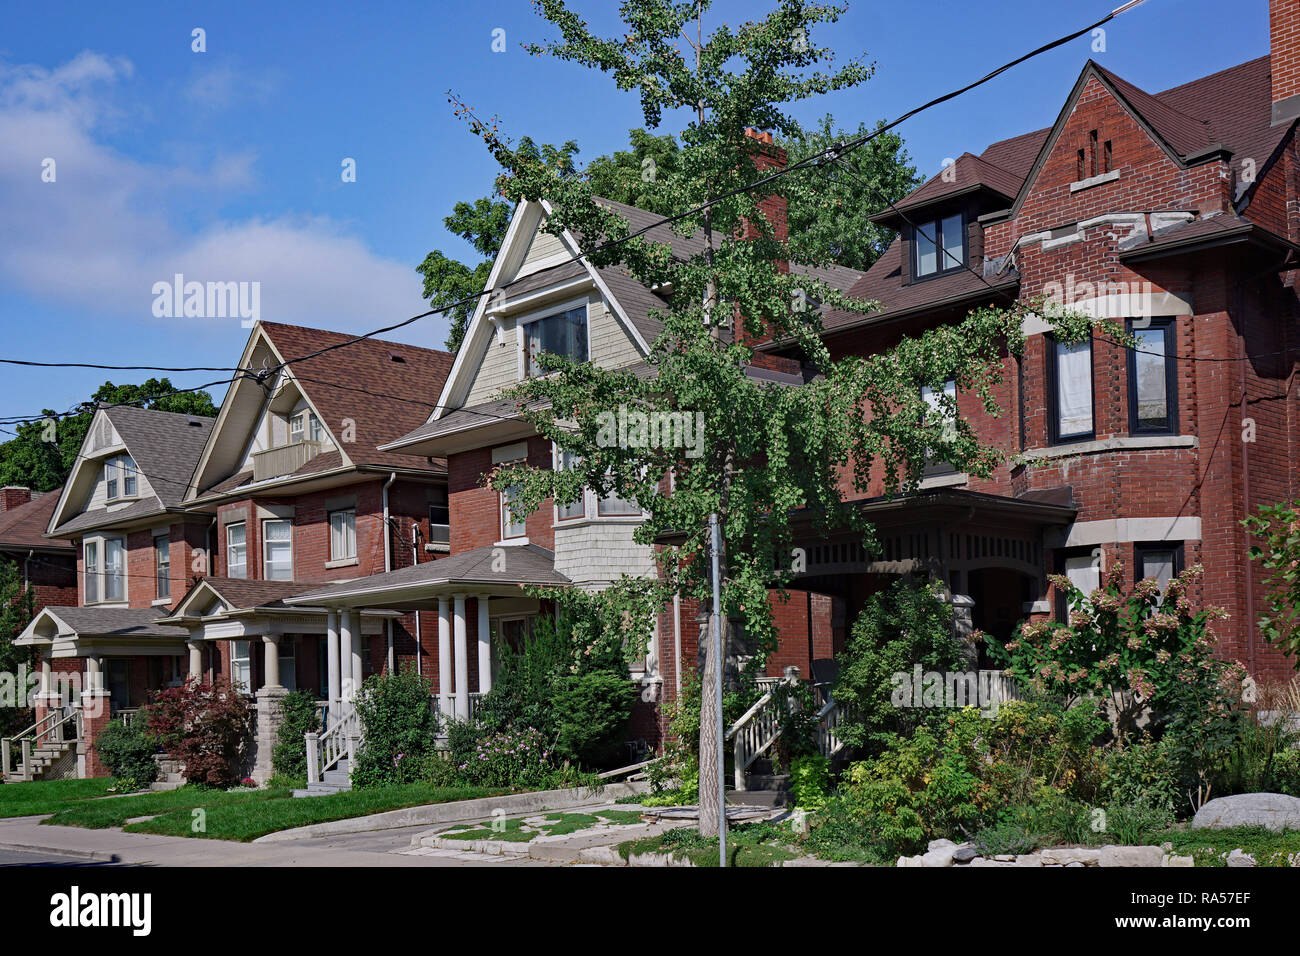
[183,63,279,110]
[0,52,430,339]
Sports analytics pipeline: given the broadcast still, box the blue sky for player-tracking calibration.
[0,0,1270,427]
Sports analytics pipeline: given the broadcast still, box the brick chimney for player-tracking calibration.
[0,486,32,513]
[742,128,789,246]
[1272,0,1300,125]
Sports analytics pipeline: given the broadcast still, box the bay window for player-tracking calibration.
[556,449,585,520]
[429,488,450,544]
[501,485,527,539]
[104,538,124,602]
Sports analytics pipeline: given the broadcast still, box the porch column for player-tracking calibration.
[477,594,492,694]
[453,593,468,721]
[437,597,452,716]
[84,655,102,695]
[350,612,364,692]
[326,609,341,719]
[38,658,53,698]
[339,609,355,701]
[187,641,203,680]
[263,634,281,689]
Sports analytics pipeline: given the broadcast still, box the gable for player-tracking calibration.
[997,69,1226,237]
[47,408,158,533]
[439,201,650,415]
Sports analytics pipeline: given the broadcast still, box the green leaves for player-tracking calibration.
[1244,502,1300,659]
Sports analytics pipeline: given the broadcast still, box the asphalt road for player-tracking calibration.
[0,848,123,866]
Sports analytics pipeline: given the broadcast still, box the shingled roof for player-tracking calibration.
[0,489,73,553]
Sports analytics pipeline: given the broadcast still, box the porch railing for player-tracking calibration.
[305,704,360,784]
[115,708,141,728]
[2,708,81,780]
[251,439,323,483]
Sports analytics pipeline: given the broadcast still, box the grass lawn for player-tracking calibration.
[42,784,295,829]
[120,784,505,842]
[1158,826,1300,866]
[618,824,800,867]
[0,777,120,817]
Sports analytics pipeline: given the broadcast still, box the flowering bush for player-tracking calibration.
[453,727,555,789]
[145,677,252,788]
[992,563,1245,739]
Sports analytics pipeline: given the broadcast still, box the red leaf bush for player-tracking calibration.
[145,677,253,788]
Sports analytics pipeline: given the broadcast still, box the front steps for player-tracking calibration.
[2,739,77,783]
[293,760,352,798]
[727,772,790,808]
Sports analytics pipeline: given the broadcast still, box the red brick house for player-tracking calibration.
[0,487,77,611]
[290,0,1300,771]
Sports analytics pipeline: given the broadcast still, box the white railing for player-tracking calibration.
[115,708,141,728]
[2,708,81,780]
[725,684,787,791]
[982,669,1026,704]
[305,704,360,784]
[814,697,845,758]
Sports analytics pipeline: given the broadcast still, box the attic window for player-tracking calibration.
[912,215,965,279]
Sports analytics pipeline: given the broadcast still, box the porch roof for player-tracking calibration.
[281,544,569,608]
[16,606,190,657]
[159,576,402,626]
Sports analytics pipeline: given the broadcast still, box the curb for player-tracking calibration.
[0,840,121,863]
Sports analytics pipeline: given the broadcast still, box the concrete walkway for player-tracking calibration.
[0,814,564,867]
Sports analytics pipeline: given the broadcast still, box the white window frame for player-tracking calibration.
[231,640,252,693]
[308,413,325,443]
[515,297,590,380]
[154,533,170,601]
[554,446,586,521]
[262,518,294,581]
[329,508,357,562]
[501,485,527,540]
[597,469,641,517]
[84,540,100,604]
[226,522,247,579]
[289,412,305,445]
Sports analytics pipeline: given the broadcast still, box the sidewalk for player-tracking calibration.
[0,815,561,867]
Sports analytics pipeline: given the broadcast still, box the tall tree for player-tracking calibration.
[0,378,218,493]
[0,559,36,737]
[462,1,1091,838]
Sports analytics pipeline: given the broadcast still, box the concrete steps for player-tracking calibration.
[293,761,352,798]
[3,740,77,783]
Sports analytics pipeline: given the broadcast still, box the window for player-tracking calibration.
[598,475,640,516]
[309,414,325,443]
[84,541,100,604]
[279,639,297,692]
[429,488,450,544]
[231,640,252,692]
[501,486,527,539]
[104,538,125,602]
[912,214,964,279]
[263,519,293,580]
[329,509,357,562]
[154,534,170,601]
[1136,542,1184,593]
[104,455,138,501]
[1127,318,1177,435]
[1048,336,1094,443]
[289,413,305,444]
[920,379,957,475]
[525,306,588,375]
[226,523,247,579]
[1057,550,1101,620]
[556,449,585,520]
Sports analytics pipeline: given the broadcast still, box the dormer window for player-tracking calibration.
[104,455,138,501]
[913,215,965,279]
[524,305,588,376]
[288,410,323,445]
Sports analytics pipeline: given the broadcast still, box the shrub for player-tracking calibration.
[1100,736,1181,814]
[789,754,830,810]
[832,578,967,755]
[454,727,555,789]
[1103,802,1175,844]
[145,677,252,788]
[271,690,321,781]
[971,821,1041,857]
[94,719,158,790]
[352,666,438,789]
[551,670,637,766]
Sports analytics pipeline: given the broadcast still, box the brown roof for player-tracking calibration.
[194,323,455,497]
[197,577,327,610]
[0,488,73,552]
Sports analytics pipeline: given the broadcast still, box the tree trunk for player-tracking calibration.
[697,611,726,837]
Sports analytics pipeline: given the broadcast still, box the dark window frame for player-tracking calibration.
[1046,334,1096,445]
[1126,317,1179,436]
[910,212,967,281]
[1054,547,1101,621]
[1134,541,1185,588]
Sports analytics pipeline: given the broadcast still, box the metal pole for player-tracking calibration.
[710,512,725,867]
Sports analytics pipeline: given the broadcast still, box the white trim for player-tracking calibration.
[1045,516,1201,549]
[1069,169,1121,192]
[487,276,595,316]
[919,472,968,490]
